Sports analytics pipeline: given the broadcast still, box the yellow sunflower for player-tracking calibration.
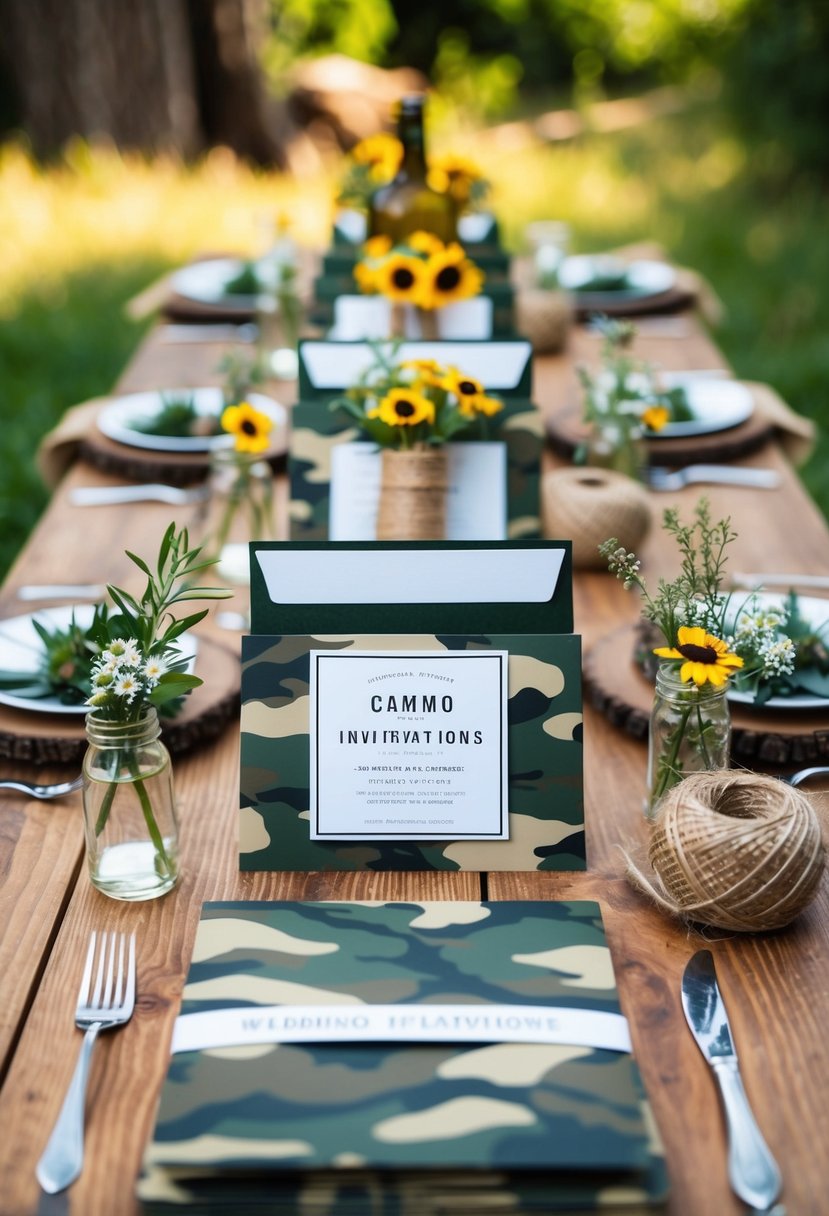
[220,401,273,454]
[440,367,484,410]
[407,230,445,256]
[653,626,744,687]
[374,253,428,304]
[353,261,378,294]
[368,387,435,428]
[401,358,446,388]
[641,404,670,432]
[351,134,403,182]
[427,153,484,204]
[420,245,484,310]
[362,234,393,259]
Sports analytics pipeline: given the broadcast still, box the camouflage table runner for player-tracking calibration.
[239,633,584,872]
[138,900,668,1214]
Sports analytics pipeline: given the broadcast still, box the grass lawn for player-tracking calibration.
[0,102,826,580]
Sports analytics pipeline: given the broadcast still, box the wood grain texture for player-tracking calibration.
[0,316,827,1216]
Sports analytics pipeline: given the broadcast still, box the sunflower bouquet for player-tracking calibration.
[578,317,694,480]
[338,136,489,214]
[354,231,485,321]
[600,499,744,810]
[330,342,503,451]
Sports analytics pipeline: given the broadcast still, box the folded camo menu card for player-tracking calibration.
[239,542,584,872]
[138,900,668,1214]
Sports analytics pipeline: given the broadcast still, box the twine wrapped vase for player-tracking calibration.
[543,467,652,569]
[376,446,449,540]
[628,770,826,932]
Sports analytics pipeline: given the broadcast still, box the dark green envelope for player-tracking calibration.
[240,541,583,872]
[137,899,668,1214]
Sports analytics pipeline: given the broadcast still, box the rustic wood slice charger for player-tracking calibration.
[584,622,829,767]
[570,281,696,321]
[546,400,775,466]
[0,633,240,766]
[79,410,288,486]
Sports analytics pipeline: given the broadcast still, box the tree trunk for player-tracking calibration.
[0,0,202,156]
[0,0,284,163]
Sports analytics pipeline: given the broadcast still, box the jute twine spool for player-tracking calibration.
[515,288,573,353]
[543,467,652,569]
[376,447,448,540]
[627,771,826,932]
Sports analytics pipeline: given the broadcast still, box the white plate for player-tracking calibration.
[559,256,676,300]
[652,374,754,438]
[0,605,198,716]
[726,593,829,710]
[169,257,280,310]
[97,388,285,454]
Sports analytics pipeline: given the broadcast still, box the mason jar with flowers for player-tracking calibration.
[330,345,504,540]
[205,398,276,571]
[82,525,231,899]
[600,499,744,817]
[578,318,694,481]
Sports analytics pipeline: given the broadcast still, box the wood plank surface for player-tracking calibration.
[0,311,827,1216]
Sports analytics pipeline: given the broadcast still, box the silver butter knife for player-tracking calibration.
[681,950,782,1211]
[649,465,780,491]
[70,485,208,507]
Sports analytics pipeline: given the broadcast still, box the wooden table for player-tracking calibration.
[0,316,827,1216]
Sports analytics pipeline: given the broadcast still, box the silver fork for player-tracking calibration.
[648,465,780,491]
[36,931,137,1194]
[0,775,83,799]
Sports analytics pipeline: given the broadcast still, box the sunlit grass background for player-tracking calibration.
[1,99,827,579]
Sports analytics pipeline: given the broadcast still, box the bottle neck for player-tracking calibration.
[396,104,427,180]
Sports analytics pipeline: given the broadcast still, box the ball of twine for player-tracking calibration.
[627,771,826,932]
[543,467,652,569]
[515,288,573,353]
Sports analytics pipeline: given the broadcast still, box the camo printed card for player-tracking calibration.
[138,900,668,1214]
[240,633,584,872]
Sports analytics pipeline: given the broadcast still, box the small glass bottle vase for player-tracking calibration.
[82,708,179,900]
[645,664,731,820]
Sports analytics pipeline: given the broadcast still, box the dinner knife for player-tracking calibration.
[69,485,208,507]
[681,950,782,1211]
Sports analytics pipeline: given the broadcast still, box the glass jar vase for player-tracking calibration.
[646,664,731,819]
[206,445,275,559]
[82,708,179,900]
[585,422,647,483]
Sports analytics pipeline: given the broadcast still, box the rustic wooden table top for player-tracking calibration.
[0,314,827,1216]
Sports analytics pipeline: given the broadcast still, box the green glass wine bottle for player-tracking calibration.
[368,95,457,244]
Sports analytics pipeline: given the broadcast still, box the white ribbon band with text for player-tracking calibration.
[171,1003,632,1055]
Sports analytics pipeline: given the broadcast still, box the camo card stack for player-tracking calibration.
[138,900,668,1214]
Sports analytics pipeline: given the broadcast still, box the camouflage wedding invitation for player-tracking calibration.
[239,541,584,872]
[308,648,510,842]
[137,900,668,1214]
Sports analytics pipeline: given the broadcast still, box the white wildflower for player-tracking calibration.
[114,673,140,701]
[122,639,142,666]
[142,657,167,687]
